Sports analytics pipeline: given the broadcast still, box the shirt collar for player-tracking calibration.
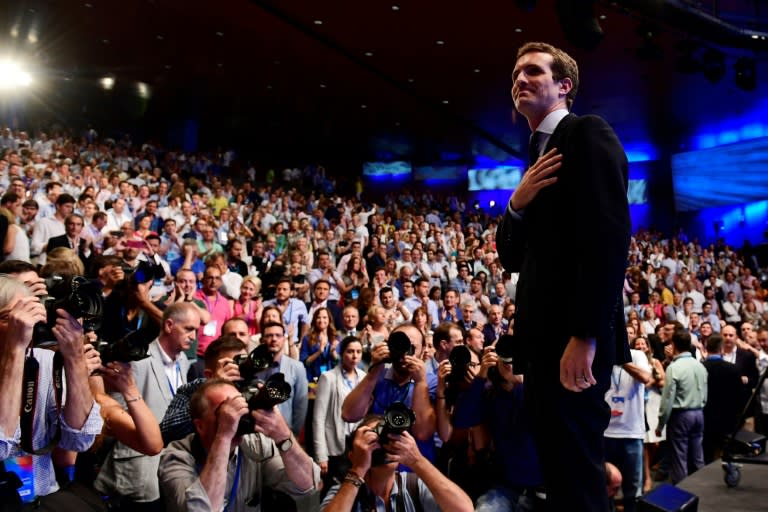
[536,108,569,136]
[158,342,180,367]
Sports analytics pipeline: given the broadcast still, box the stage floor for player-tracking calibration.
[676,459,768,511]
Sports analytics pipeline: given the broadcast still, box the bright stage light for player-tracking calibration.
[0,60,33,89]
[99,76,115,90]
[137,82,151,99]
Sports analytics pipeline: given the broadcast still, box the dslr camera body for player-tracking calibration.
[33,275,104,347]
[371,402,416,466]
[386,330,415,362]
[235,372,292,437]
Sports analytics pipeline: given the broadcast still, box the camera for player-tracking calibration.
[125,260,166,285]
[235,372,292,437]
[446,345,473,401]
[32,275,104,347]
[233,344,275,386]
[370,402,416,466]
[97,327,156,364]
[386,331,415,362]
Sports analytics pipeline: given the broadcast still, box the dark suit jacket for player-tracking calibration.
[496,113,631,370]
[734,348,759,413]
[46,234,92,267]
[703,357,743,436]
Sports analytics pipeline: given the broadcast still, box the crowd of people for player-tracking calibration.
[0,109,766,510]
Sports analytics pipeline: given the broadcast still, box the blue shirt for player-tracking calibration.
[370,366,438,465]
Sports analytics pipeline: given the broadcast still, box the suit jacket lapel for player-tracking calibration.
[148,341,173,403]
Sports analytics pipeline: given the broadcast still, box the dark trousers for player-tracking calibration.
[526,360,613,512]
[667,409,704,484]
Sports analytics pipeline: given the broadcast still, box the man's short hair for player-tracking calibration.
[163,302,198,324]
[261,320,285,334]
[705,333,724,354]
[0,259,37,275]
[517,41,579,109]
[204,334,247,371]
[56,193,76,206]
[22,199,38,209]
[93,211,107,222]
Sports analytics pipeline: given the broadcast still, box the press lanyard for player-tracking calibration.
[167,361,181,396]
[201,292,220,312]
[224,451,242,512]
[611,367,623,393]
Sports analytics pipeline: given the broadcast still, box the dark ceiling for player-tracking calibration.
[2,0,767,166]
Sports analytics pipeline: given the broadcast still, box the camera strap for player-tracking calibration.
[20,347,64,455]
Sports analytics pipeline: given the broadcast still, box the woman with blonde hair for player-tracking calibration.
[232,275,263,336]
[42,247,85,277]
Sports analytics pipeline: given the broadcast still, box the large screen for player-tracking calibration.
[413,164,465,181]
[362,161,412,177]
[467,166,523,191]
[672,137,768,211]
[627,179,648,205]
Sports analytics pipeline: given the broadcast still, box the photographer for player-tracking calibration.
[158,378,319,512]
[319,415,473,512]
[160,335,248,445]
[341,324,437,464]
[0,275,103,499]
[451,339,543,512]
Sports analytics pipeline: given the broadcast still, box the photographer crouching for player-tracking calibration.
[158,378,319,512]
[320,414,473,512]
[0,274,103,507]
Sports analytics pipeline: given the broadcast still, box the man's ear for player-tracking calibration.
[193,418,203,435]
[203,368,212,379]
[559,77,573,96]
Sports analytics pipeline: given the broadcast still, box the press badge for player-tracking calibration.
[203,321,218,337]
[610,395,625,417]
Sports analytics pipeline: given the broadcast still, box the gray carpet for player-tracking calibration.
[673,458,768,511]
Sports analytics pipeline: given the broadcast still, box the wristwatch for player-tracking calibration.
[277,436,293,452]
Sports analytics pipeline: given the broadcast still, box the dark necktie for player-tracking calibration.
[528,131,542,167]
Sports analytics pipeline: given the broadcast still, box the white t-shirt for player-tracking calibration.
[604,349,651,440]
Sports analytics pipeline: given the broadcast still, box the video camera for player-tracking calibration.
[235,373,292,437]
[32,275,104,347]
[371,402,416,466]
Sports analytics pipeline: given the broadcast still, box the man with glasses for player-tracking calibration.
[253,322,309,438]
[195,265,233,358]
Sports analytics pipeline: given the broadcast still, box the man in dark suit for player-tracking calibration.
[722,324,760,424]
[702,333,743,463]
[496,41,631,512]
[46,213,93,268]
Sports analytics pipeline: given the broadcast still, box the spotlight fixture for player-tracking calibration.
[734,57,756,91]
[473,200,480,210]
[701,48,725,83]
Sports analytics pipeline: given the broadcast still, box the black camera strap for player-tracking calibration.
[20,347,63,455]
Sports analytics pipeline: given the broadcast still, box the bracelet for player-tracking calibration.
[125,394,143,404]
[343,471,365,488]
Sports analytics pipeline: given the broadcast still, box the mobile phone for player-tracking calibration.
[125,239,146,249]
[109,230,124,237]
